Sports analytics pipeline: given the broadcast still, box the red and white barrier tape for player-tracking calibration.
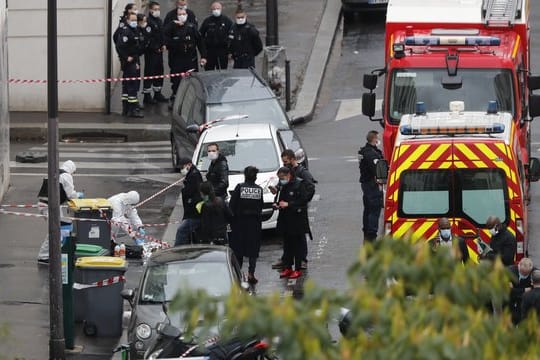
[73,275,126,290]
[134,176,185,209]
[0,204,46,208]
[9,69,193,85]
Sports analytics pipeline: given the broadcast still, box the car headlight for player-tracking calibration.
[146,349,162,360]
[136,323,152,340]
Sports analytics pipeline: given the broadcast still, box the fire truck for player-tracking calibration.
[376,101,540,262]
[361,0,540,164]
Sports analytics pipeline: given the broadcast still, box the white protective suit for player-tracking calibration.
[108,191,143,239]
[37,160,80,262]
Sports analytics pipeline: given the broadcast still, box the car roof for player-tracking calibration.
[147,245,231,265]
[202,123,275,142]
[193,69,276,104]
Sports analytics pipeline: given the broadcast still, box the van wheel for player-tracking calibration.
[171,140,180,172]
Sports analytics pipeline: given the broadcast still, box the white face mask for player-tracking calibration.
[489,227,498,236]
[439,229,451,240]
[236,17,246,25]
[180,166,189,176]
[212,9,221,17]
[208,151,218,161]
[151,10,160,17]
[128,21,138,28]
[178,15,188,23]
[375,139,381,146]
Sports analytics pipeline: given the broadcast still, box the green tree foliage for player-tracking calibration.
[170,237,540,359]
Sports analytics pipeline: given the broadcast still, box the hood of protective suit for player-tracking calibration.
[61,160,76,174]
[124,190,140,205]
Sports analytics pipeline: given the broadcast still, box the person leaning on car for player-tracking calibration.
[205,142,229,199]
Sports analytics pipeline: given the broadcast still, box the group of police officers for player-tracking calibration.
[114,0,263,118]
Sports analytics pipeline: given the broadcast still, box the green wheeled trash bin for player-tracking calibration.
[74,256,127,337]
[68,198,112,251]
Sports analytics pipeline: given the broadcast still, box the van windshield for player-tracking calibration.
[208,99,290,130]
[388,69,514,124]
[399,169,508,226]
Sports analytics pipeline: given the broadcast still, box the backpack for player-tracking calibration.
[37,169,68,204]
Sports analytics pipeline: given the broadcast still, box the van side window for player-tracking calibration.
[181,84,196,124]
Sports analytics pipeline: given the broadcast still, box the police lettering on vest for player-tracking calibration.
[240,186,262,200]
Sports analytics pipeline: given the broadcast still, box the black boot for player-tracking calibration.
[121,100,128,116]
[128,103,144,118]
[143,93,157,105]
[153,91,168,103]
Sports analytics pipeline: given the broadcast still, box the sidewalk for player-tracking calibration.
[3,0,342,359]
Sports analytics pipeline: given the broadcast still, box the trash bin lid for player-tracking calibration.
[68,198,112,211]
[76,244,108,257]
[76,256,126,269]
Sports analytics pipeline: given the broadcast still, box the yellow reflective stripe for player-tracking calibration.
[454,161,467,168]
[456,143,479,160]
[512,35,520,59]
[411,221,434,241]
[473,161,487,168]
[396,144,430,177]
[474,143,498,161]
[393,223,409,239]
[468,246,479,264]
[427,144,450,162]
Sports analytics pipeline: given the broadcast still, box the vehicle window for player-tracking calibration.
[140,262,232,303]
[197,139,280,173]
[175,81,190,117]
[208,99,289,129]
[455,169,507,225]
[388,69,514,124]
[399,170,451,216]
[181,84,196,123]
[192,98,204,125]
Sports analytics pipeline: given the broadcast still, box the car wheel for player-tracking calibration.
[171,138,180,172]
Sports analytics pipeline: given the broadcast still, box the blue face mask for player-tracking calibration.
[279,179,289,186]
[128,21,138,28]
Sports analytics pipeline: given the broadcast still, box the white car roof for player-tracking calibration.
[201,123,276,142]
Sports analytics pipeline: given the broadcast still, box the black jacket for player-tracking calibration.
[115,25,142,64]
[137,25,152,55]
[206,154,229,198]
[199,14,233,51]
[163,21,206,58]
[164,8,198,27]
[181,166,203,219]
[508,265,535,323]
[227,22,263,59]
[489,227,516,266]
[146,14,165,52]
[200,197,232,243]
[276,178,311,236]
[229,181,264,257]
[292,164,315,201]
[359,143,383,184]
[521,287,540,321]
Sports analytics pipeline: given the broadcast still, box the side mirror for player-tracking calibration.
[442,75,463,89]
[121,289,135,306]
[338,308,352,337]
[375,159,389,184]
[529,157,540,182]
[529,95,540,119]
[186,124,201,134]
[362,92,376,118]
[363,74,378,91]
[528,75,540,91]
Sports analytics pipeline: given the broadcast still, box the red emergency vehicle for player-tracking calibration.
[361,0,540,166]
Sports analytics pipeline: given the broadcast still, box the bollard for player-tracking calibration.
[285,60,291,111]
[62,235,76,349]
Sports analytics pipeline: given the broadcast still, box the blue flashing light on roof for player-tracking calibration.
[399,123,505,136]
[404,36,501,46]
[487,101,498,114]
[415,102,426,116]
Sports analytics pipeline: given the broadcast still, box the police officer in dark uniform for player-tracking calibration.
[199,2,233,70]
[227,8,263,69]
[229,166,264,284]
[164,0,198,27]
[116,12,144,118]
[163,8,207,104]
[142,1,168,104]
[359,130,384,242]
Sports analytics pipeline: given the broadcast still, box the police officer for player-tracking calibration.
[229,166,264,284]
[199,2,233,70]
[164,0,198,27]
[116,12,144,118]
[164,8,206,105]
[359,130,384,242]
[142,1,168,104]
[227,7,263,69]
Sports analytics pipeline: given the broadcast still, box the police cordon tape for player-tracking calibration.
[73,275,126,290]
[8,69,194,85]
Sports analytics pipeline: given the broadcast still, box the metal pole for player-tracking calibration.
[105,0,113,114]
[265,0,278,46]
[48,0,65,358]
[285,60,291,111]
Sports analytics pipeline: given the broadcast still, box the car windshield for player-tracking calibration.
[197,139,280,173]
[140,261,232,303]
[208,99,289,130]
[399,169,508,226]
[388,69,514,124]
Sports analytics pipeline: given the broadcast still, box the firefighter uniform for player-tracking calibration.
[227,21,263,69]
[142,13,167,103]
[116,24,144,118]
[199,14,233,70]
[164,21,206,97]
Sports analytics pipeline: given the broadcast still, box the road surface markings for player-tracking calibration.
[335,98,383,121]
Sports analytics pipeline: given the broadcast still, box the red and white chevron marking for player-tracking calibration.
[73,275,126,290]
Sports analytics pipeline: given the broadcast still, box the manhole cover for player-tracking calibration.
[61,132,127,143]
[15,151,47,163]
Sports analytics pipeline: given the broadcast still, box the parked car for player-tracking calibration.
[191,123,283,229]
[121,245,247,359]
[170,69,306,171]
[341,0,388,20]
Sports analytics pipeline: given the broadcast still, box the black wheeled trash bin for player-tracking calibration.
[68,199,112,250]
[74,256,127,337]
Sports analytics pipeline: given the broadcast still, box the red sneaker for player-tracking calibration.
[279,268,293,278]
[288,270,303,279]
